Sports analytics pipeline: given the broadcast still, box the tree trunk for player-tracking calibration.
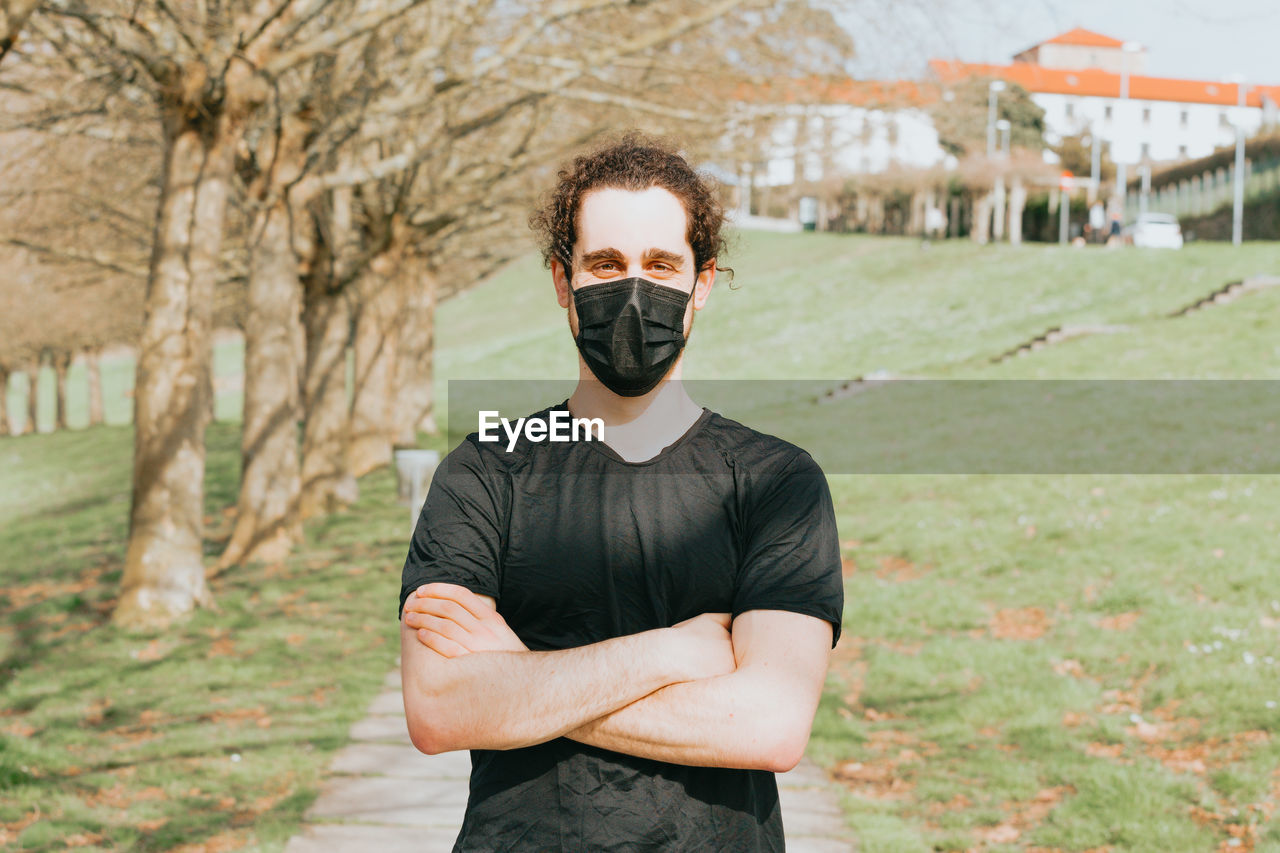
[299,273,357,519]
[971,193,992,245]
[991,177,1006,242]
[85,346,105,426]
[393,262,438,445]
[113,101,241,629]
[218,113,313,570]
[0,364,9,437]
[53,350,71,430]
[347,254,404,477]
[1009,178,1026,246]
[217,199,304,569]
[298,181,361,520]
[25,360,39,434]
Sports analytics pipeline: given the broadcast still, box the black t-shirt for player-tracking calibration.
[398,402,844,852]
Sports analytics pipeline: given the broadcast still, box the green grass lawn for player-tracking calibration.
[0,420,442,851]
[3,233,1280,852]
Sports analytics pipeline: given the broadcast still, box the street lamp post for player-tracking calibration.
[986,80,1006,160]
[996,119,1011,159]
[1231,74,1248,246]
[1138,164,1151,219]
[1116,41,1142,211]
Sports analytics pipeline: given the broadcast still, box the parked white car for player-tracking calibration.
[1125,213,1184,249]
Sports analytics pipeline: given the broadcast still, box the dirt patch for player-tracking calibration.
[990,606,1051,640]
[875,555,929,582]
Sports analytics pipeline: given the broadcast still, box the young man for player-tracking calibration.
[398,134,844,851]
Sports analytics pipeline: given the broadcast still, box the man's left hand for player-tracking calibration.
[403,582,527,657]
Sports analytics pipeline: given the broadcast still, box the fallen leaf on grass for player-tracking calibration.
[1085,742,1127,760]
[831,759,915,800]
[1053,658,1085,677]
[205,706,270,728]
[134,639,169,662]
[978,823,1020,844]
[1062,710,1090,727]
[3,720,35,737]
[1098,611,1141,631]
[925,792,971,816]
[87,784,166,809]
[63,832,105,847]
[876,556,928,582]
[1098,687,1141,715]
[207,637,236,658]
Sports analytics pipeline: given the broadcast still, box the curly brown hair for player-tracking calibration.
[529,132,729,278]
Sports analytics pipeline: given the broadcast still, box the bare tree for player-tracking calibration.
[6,1,432,627]
[4,0,855,623]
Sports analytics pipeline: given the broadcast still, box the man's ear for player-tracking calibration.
[692,260,716,310]
[552,257,571,309]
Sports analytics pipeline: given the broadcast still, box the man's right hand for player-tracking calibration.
[667,612,736,682]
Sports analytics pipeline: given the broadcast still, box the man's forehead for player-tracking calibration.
[575,186,691,260]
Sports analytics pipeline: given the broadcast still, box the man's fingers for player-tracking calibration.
[417,628,470,658]
[415,583,495,620]
[407,595,480,626]
[405,612,470,643]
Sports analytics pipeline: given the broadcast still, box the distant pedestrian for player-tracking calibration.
[1089,201,1106,244]
[923,203,946,246]
[1107,211,1122,246]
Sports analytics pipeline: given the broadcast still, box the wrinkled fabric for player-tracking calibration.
[399,402,843,851]
[572,277,692,396]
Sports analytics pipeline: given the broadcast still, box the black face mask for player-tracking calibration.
[571,276,693,397]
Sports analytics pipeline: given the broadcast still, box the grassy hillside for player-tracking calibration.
[3,232,1280,852]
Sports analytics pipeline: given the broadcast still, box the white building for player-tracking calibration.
[731,27,1279,221]
[733,81,950,190]
[930,28,1280,167]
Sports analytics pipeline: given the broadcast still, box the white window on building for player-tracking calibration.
[1178,144,1188,158]
[1219,111,1230,127]
[1104,104,1113,120]
[1180,110,1189,127]
[1065,101,1075,119]
[1142,107,1151,123]
[1141,142,1150,160]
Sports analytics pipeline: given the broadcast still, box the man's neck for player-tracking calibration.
[567,361,703,463]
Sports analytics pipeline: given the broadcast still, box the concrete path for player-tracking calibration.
[285,663,856,852]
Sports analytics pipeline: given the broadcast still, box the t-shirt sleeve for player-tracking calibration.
[732,449,845,648]
[397,437,507,620]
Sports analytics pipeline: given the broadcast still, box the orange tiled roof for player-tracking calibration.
[1041,28,1126,49]
[929,59,1280,109]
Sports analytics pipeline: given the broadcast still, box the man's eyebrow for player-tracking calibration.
[578,247,686,266]
[579,247,625,264]
[642,248,685,266]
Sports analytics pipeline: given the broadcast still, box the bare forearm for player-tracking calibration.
[403,626,686,753]
[563,671,809,772]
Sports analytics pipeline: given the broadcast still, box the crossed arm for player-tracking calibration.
[399,583,833,772]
